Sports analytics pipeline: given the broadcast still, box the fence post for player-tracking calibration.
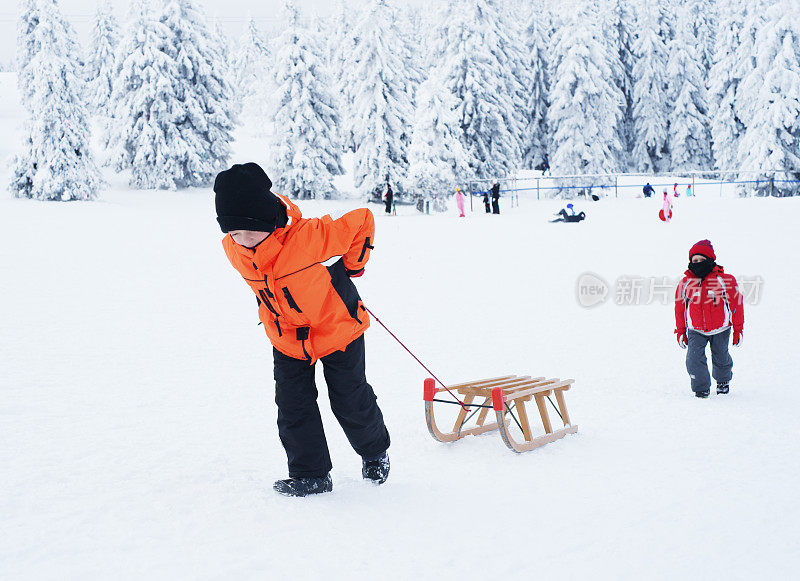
[614,175,618,198]
[692,174,695,195]
[771,173,775,197]
[537,178,540,200]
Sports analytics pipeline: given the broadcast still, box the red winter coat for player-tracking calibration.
[674,265,744,335]
[222,194,374,362]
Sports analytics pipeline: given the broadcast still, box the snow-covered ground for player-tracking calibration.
[2,74,800,578]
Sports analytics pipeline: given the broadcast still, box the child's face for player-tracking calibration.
[229,230,271,249]
[691,255,708,264]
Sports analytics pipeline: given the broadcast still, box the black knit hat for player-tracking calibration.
[214,163,286,233]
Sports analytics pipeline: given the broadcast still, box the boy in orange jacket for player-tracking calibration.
[215,163,390,496]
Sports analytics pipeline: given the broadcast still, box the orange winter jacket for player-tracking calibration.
[222,194,374,362]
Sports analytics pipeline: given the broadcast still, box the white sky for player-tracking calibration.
[0,0,429,64]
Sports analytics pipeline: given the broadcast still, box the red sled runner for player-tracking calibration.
[423,375,578,453]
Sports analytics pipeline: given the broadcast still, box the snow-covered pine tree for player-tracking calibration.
[347,0,414,197]
[269,2,344,199]
[520,1,550,169]
[429,0,524,181]
[326,1,348,68]
[732,0,767,132]
[691,0,718,74]
[547,1,623,180]
[15,0,40,104]
[234,18,272,121]
[17,0,82,103]
[602,0,636,170]
[708,0,748,171]
[396,3,424,109]
[658,0,678,45]
[212,18,231,68]
[84,4,119,115]
[665,2,713,171]
[631,1,670,172]
[158,0,235,186]
[405,72,469,198]
[107,0,183,188]
[10,0,101,201]
[329,1,358,152]
[737,0,800,196]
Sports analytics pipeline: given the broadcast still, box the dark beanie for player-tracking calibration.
[214,163,286,233]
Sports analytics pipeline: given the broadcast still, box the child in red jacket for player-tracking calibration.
[675,240,744,397]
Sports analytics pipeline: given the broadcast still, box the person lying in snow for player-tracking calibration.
[214,163,390,497]
[674,240,744,398]
[550,203,585,222]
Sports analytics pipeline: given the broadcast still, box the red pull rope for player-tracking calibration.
[364,306,468,410]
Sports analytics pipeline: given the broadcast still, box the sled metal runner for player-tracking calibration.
[423,375,578,453]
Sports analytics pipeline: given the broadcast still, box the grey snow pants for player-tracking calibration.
[686,328,733,393]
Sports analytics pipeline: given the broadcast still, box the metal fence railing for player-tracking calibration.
[466,169,800,204]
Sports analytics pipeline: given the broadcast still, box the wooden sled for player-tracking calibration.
[423,375,578,453]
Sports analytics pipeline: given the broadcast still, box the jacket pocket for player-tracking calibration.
[281,286,303,313]
[327,258,362,323]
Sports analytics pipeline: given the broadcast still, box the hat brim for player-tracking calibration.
[217,216,276,233]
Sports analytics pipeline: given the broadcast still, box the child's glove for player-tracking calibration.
[733,329,743,347]
[346,267,365,278]
[676,329,687,349]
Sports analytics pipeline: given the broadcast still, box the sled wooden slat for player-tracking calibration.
[446,375,517,390]
[454,376,535,394]
[423,374,578,454]
[457,378,557,399]
[455,376,548,396]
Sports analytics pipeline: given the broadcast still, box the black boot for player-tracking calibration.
[362,452,390,485]
[273,474,333,497]
[716,382,730,395]
[695,389,709,398]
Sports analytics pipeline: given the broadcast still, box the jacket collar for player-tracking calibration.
[225,194,303,265]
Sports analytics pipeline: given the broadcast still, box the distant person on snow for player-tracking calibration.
[535,153,550,175]
[686,184,693,197]
[384,183,393,214]
[643,183,655,198]
[483,191,491,213]
[659,190,673,221]
[675,240,743,398]
[214,163,390,497]
[673,182,680,197]
[491,183,500,214]
[454,187,466,217]
[551,202,585,222]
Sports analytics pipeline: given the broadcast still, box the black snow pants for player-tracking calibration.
[492,199,500,214]
[686,329,733,393]
[273,334,390,478]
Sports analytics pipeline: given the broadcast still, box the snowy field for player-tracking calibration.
[3,78,800,578]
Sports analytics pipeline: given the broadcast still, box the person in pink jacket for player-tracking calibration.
[660,190,673,222]
[454,187,465,217]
